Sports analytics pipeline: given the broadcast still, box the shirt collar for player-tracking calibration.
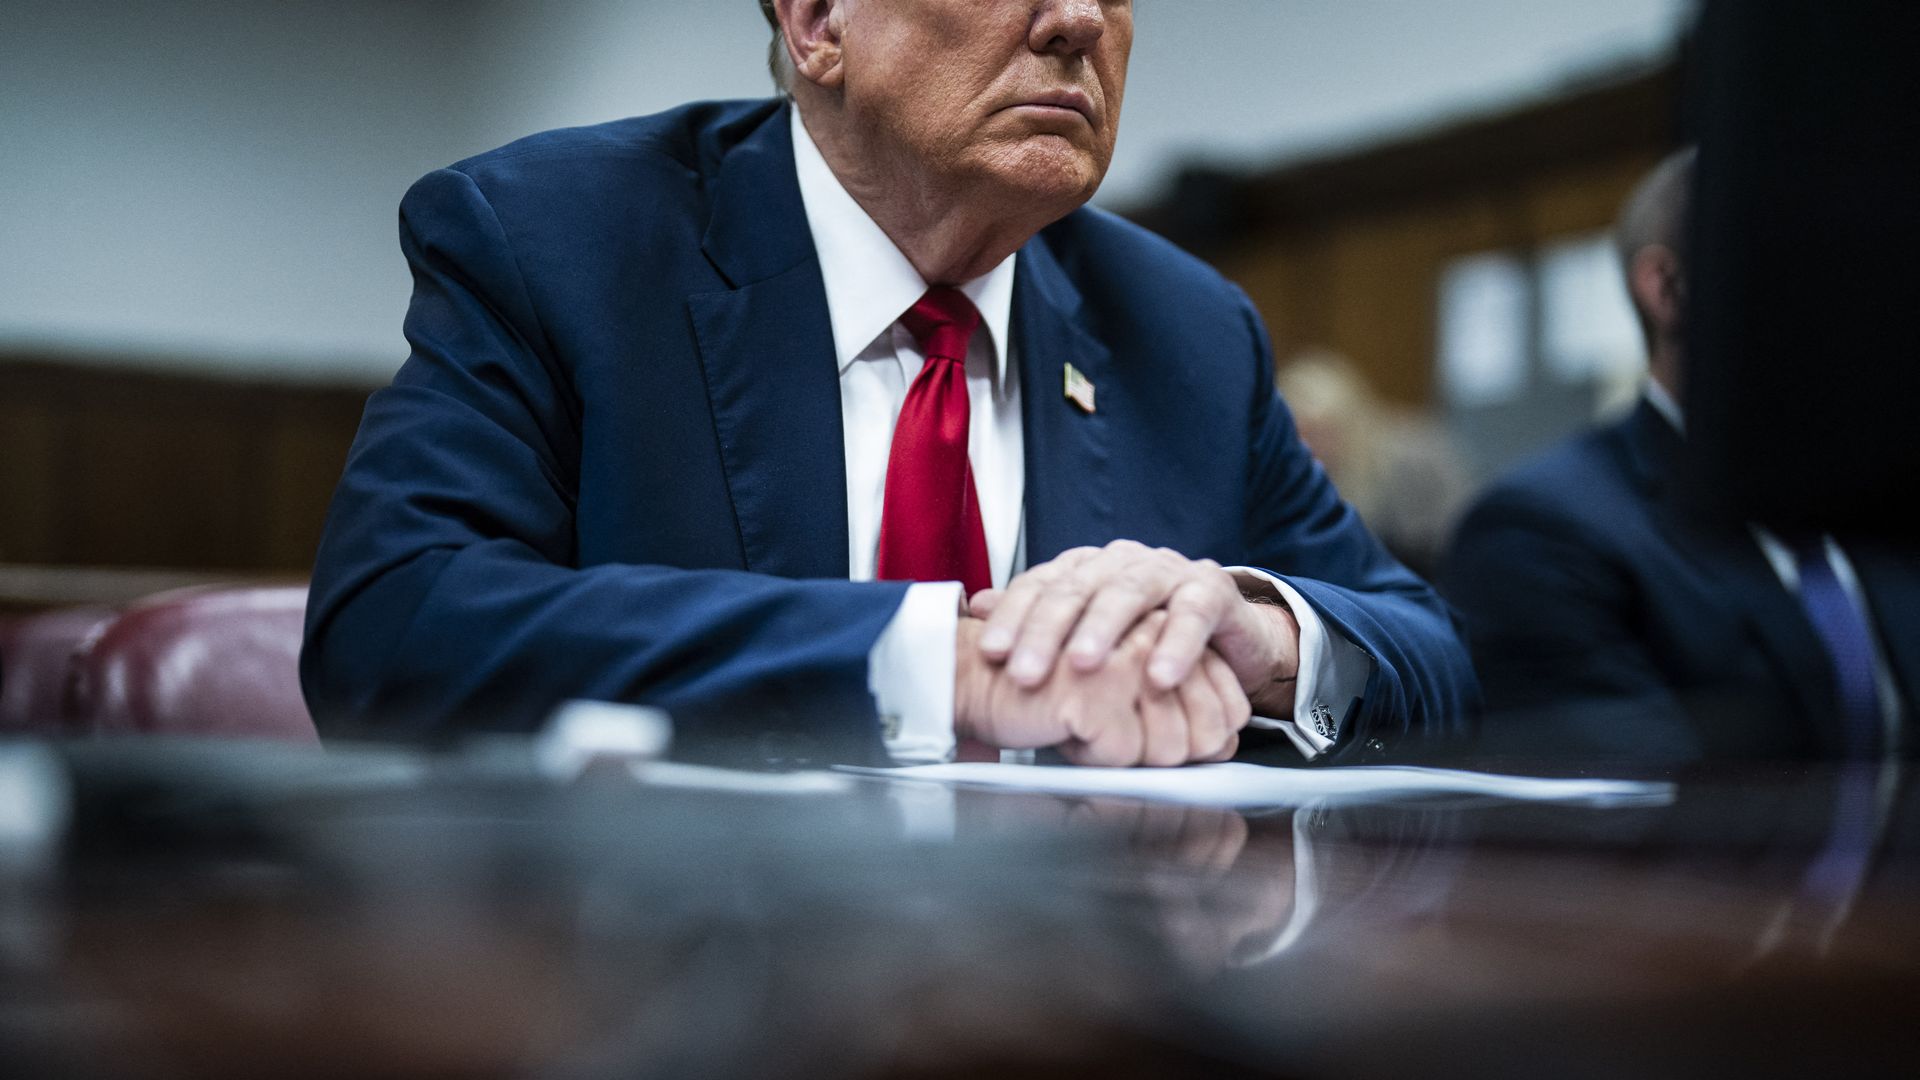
[1642,378,1685,434]
[789,107,1016,383]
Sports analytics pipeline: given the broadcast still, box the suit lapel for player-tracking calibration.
[1708,531,1838,732]
[688,103,849,579]
[1618,399,1679,500]
[1013,232,1114,564]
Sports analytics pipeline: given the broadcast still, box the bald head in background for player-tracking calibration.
[1617,148,1696,404]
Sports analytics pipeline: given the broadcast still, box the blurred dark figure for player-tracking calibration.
[1442,151,1920,768]
[1682,0,1920,542]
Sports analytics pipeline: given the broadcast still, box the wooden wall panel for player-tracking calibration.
[1212,151,1675,409]
[1216,247,1308,363]
[0,357,373,572]
[1222,192,1535,406]
[261,404,369,569]
[1135,64,1682,410]
[63,400,253,567]
[1520,154,1670,239]
[0,399,60,562]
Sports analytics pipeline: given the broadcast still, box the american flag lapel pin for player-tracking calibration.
[1063,362,1096,414]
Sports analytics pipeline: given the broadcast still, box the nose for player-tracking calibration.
[1030,0,1106,57]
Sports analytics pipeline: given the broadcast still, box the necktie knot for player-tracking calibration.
[900,287,982,365]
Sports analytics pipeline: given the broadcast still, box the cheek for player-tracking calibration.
[845,56,948,137]
[1101,40,1132,113]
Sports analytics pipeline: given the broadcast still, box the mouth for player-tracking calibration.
[1006,89,1095,124]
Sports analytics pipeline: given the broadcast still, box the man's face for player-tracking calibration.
[836,0,1132,206]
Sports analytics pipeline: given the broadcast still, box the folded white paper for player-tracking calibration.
[837,761,1673,810]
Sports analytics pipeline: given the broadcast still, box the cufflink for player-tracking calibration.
[879,713,904,742]
[1311,702,1337,739]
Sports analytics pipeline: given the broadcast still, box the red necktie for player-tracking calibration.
[876,287,993,599]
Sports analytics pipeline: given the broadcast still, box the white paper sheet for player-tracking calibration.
[836,761,1673,810]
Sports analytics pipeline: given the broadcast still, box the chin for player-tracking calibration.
[982,139,1108,211]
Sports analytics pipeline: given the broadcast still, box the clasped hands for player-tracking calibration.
[953,540,1302,767]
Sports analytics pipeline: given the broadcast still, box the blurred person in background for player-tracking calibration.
[300,0,1476,768]
[1443,149,1918,767]
[1277,350,1472,581]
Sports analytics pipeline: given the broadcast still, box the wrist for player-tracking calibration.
[953,617,988,742]
[1244,599,1300,716]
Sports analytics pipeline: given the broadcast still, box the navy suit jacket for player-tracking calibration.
[1443,400,1920,768]
[302,99,1475,763]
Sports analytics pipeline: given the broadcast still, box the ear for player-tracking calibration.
[1628,245,1684,334]
[775,0,848,90]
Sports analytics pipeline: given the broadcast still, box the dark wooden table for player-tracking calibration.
[1,739,1914,1078]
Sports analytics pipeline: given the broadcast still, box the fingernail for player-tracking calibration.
[980,627,1012,653]
[1149,660,1180,687]
[1010,650,1045,682]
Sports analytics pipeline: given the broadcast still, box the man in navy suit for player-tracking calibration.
[1443,151,1916,766]
[302,0,1475,766]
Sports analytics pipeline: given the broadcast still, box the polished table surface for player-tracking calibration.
[1,739,1915,1078]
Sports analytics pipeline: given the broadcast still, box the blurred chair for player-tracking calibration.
[71,587,317,743]
[0,607,116,735]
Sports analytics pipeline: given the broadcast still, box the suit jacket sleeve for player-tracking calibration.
[1233,293,1479,761]
[300,167,909,757]
[1441,489,1700,764]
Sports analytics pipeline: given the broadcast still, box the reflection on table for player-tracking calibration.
[0,739,1915,1078]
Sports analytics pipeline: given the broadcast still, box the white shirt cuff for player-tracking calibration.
[869,581,964,764]
[1227,567,1374,761]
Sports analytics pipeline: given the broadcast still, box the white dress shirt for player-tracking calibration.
[791,108,1367,763]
